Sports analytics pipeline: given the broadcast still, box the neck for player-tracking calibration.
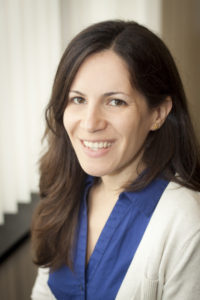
[99,161,145,196]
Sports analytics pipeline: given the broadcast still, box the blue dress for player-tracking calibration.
[48,176,169,299]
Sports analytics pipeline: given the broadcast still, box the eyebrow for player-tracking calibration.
[69,90,129,97]
[69,90,86,96]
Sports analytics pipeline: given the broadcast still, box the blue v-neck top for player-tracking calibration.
[48,176,169,299]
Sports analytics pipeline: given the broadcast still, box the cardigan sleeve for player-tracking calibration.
[31,267,56,300]
[162,229,200,300]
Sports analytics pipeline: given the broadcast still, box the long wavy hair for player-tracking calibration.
[31,20,200,270]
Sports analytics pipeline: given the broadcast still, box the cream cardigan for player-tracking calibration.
[31,182,200,300]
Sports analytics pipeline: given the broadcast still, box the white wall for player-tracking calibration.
[0,0,62,224]
[60,0,162,51]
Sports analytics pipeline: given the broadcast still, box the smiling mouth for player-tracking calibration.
[82,140,113,151]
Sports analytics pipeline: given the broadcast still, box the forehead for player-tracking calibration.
[70,50,133,93]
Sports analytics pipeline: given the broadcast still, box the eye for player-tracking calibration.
[70,97,86,104]
[109,99,127,106]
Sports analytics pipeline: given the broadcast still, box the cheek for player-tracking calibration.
[121,117,151,146]
[63,113,69,133]
[63,110,74,135]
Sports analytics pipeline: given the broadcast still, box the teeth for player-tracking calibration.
[83,140,112,150]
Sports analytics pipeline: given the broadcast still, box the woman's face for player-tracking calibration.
[63,50,157,180]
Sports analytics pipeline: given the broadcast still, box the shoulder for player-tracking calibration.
[157,181,200,231]
[147,181,200,281]
[31,267,56,300]
[163,180,200,206]
[148,181,200,252]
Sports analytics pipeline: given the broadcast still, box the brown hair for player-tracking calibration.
[31,20,200,270]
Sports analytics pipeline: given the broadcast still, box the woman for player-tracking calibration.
[31,20,200,299]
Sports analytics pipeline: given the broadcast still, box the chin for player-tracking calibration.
[79,164,110,178]
[83,169,107,177]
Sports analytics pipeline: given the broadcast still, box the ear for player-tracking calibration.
[150,96,172,131]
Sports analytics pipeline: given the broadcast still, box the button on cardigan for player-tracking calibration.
[48,177,169,299]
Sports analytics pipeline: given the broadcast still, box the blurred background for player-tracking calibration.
[0,0,199,299]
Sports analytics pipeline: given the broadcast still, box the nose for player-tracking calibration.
[80,103,107,133]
